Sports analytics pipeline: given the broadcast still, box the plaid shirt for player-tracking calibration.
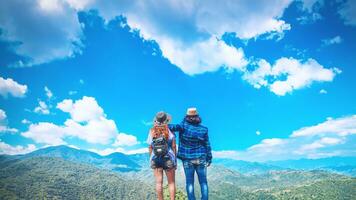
[169,120,212,162]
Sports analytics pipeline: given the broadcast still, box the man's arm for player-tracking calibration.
[205,129,212,166]
[168,123,183,132]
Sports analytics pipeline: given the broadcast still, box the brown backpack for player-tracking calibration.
[151,125,169,157]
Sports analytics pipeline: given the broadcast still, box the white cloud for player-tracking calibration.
[23,96,119,145]
[92,0,294,75]
[34,100,50,115]
[0,141,37,155]
[0,110,6,121]
[32,0,291,75]
[213,115,356,161]
[158,36,248,75]
[64,117,117,144]
[0,0,83,67]
[0,109,18,133]
[0,76,28,98]
[57,96,104,122]
[338,0,356,26]
[56,99,73,112]
[57,96,118,144]
[21,119,32,124]
[22,122,67,145]
[248,138,285,151]
[113,133,139,147]
[0,1,339,94]
[291,115,356,137]
[33,87,55,115]
[243,57,341,96]
[0,126,18,134]
[319,89,327,94]
[68,90,78,95]
[44,86,53,99]
[322,35,343,46]
[256,130,261,135]
[296,137,344,152]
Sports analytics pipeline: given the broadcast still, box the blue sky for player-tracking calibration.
[0,0,355,161]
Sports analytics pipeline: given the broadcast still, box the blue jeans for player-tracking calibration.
[182,158,208,200]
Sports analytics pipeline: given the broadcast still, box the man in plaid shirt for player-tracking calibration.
[169,108,212,200]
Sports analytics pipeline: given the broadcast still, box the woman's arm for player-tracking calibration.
[147,130,153,157]
[148,145,152,157]
[172,139,177,156]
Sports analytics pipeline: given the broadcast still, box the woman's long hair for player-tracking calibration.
[151,122,169,140]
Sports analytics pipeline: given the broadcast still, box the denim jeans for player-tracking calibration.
[182,158,208,200]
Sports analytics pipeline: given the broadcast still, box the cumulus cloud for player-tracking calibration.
[0,140,37,155]
[214,115,356,161]
[57,96,104,122]
[157,36,248,75]
[81,0,294,75]
[22,96,140,146]
[63,117,117,144]
[1,0,294,73]
[0,109,18,133]
[0,76,28,98]
[338,0,356,26]
[113,133,139,147]
[0,1,339,94]
[243,57,341,96]
[22,122,67,145]
[0,0,83,66]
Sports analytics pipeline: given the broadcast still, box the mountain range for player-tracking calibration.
[7,145,355,176]
[1,145,355,199]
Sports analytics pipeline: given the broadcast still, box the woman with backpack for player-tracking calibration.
[147,111,177,200]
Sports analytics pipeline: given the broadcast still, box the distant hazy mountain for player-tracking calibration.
[9,145,356,176]
[17,145,140,172]
[213,158,285,174]
[268,157,356,176]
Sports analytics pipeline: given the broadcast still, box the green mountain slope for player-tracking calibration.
[0,157,155,200]
[271,178,356,200]
[1,146,355,200]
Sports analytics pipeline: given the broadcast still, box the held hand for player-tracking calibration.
[206,160,211,167]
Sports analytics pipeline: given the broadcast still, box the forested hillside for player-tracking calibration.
[0,157,155,200]
[0,146,355,200]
